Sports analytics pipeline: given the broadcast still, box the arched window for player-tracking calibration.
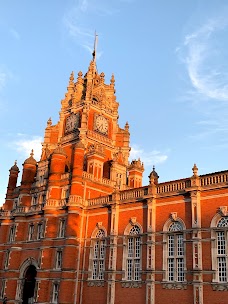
[167,221,184,282]
[126,225,141,281]
[216,217,228,282]
[92,229,106,280]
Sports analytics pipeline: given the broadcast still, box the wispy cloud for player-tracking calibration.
[9,28,20,41]
[0,66,14,92]
[63,0,118,55]
[177,12,228,144]
[0,72,7,91]
[178,15,228,102]
[11,134,42,161]
[130,145,168,166]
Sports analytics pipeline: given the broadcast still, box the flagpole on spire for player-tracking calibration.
[92,31,98,64]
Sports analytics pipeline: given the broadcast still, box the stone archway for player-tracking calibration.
[16,258,38,303]
[22,265,37,304]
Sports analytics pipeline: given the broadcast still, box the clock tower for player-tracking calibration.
[39,52,142,203]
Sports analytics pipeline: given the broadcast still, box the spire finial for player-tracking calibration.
[92,31,98,64]
[47,117,52,126]
[192,163,198,177]
[30,149,34,157]
[69,71,74,82]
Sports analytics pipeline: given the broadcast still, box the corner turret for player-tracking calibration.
[128,158,144,188]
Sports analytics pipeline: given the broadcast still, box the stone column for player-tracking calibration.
[190,164,203,304]
[107,189,120,304]
[146,177,157,304]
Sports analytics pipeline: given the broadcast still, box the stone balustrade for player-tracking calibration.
[87,130,112,145]
[82,171,113,187]
[120,187,148,200]
[0,210,11,217]
[68,195,83,206]
[12,206,29,214]
[29,204,44,212]
[88,195,111,206]
[45,199,64,207]
[157,179,191,194]
[200,172,228,186]
[82,171,94,180]
[2,170,228,213]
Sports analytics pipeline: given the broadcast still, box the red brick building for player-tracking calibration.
[1,53,228,304]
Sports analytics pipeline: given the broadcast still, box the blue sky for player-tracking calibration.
[1,0,228,205]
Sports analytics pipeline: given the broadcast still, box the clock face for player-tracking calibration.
[95,115,108,135]
[65,113,79,133]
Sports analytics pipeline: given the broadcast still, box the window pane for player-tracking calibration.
[94,242,99,259]
[218,257,227,282]
[128,238,133,257]
[127,259,132,280]
[217,217,228,227]
[177,234,184,256]
[100,241,105,259]
[177,258,184,281]
[98,260,104,280]
[93,260,98,279]
[92,230,106,280]
[52,283,59,303]
[134,259,140,281]
[169,222,183,232]
[217,231,226,255]
[135,237,140,258]
[168,258,174,281]
[168,235,174,257]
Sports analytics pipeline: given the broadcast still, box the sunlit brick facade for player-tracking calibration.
[1,54,228,304]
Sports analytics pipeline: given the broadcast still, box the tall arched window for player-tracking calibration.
[167,221,184,282]
[92,229,106,280]
[216,217,228,282]
[126,225,141,281]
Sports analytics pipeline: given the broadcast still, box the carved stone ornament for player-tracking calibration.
[87,281,104,287]
[163,283,187,290]
[121,282,142,288]
[170,212,178,221]
[212,284,228,291]
[130,217,137,225]
[96,222,103,229]
[219,206,228,217]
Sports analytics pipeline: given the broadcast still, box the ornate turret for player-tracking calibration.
[20,150,37,204]
[5,161,20,206]
[10,160,19,172]
[24,150,37,165]
[148,165,159,185]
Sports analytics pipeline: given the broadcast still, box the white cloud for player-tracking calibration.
[13,135,42,161]
[130,145,168,166]
[179,16,228,102]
